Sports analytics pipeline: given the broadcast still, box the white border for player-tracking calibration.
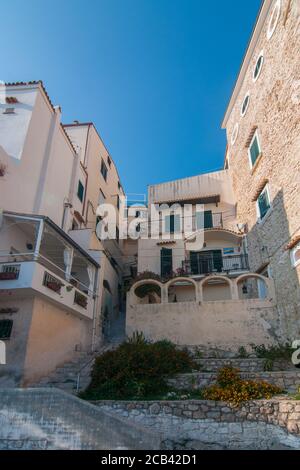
[267,0,281,41]
[231,123,239,146]
[248,130,262,169]
[256,183,271,222]
[241,92,250,117]
[291,243,300,268]
[253,51,264,82]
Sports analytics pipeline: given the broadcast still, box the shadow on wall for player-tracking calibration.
[245,188,300,340]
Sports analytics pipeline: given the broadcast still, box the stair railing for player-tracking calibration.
[76,355,96,392]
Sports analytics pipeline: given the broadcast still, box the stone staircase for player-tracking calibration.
[34,341,121,394]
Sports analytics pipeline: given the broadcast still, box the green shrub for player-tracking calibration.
[203,366,283,406]
[251,343,294,361]
[81,339,198,400]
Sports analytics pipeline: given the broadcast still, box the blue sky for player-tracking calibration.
[2,0,261,195]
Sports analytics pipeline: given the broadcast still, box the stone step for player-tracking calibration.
[169,371,300,394]
[196,358,294,372]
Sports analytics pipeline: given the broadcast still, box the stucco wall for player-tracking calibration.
[0,298,33,387]
[23,297,92,385]
[126,299,278,349]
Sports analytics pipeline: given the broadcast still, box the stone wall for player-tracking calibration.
[0,389,161,450]
[196,358,294,372]
[169,371,300,393]
[225,0,300,339]
[95,398,300,450]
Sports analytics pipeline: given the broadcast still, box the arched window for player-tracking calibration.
[253,52,264,82]
[291,244,300,268]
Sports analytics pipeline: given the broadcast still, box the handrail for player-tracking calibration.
[76,355,96,392]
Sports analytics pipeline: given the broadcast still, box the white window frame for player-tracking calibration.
[241,92,250,117]
[256,183,271,222]
[231,123,239,146]
[248,130,262,169]
[291,243,300,268]
[253,51,264,82]
[267,0,281,41]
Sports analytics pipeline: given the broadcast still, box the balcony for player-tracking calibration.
[0,212,99,320]
[0,257,94,319]
[183,254,249,276]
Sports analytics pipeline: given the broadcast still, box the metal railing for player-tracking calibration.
[183,254,249,276]
[43,271,63,294]
[0,252,95,297]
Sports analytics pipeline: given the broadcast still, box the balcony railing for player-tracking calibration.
[0,264,20,280]
[183,254,249,276]
[43,271,64,294]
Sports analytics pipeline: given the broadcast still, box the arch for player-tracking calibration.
[130,279,163,305]
[200,275,233,302]
[166,277,198,303]
[236,273,269,300]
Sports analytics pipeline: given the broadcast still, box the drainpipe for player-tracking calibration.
[91,266,100,352]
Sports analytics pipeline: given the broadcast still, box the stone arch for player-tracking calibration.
[130,279,163,305]
[200,275,233,302]
[166,277,198,303]
[236,273,269,300]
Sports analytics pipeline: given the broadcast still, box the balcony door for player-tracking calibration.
[190,250,223,275]
[161,248,173,278]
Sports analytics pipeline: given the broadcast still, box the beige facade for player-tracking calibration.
[0,82,126,386]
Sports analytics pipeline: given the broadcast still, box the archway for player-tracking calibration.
[201,275,232,302]
[166,277,197,303]
[132,280,162,304]
[237,274,269,300]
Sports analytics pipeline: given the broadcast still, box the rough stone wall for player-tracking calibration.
[225,0,300,339]
[95,399,300,449]
[168,370,300,393]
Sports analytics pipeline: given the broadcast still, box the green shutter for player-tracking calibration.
[77,181,84,202]
[250,136,260,166]
[204,211,213,229]
[258,190,270,219]
[161,248,173,277]
[0,319,13,339]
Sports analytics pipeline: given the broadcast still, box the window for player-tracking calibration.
[107,156,112,167]
[77,180,85,202]
[116,195,120,210]
[248,131,261,168]
[101,160,108,181]
[161,248,173,277]
[116,226,119,242]
[0,319,13,339]
[165,214,181,234]
[231,123,239,145]
[256,184,271,220]
[253,52,264,82]
[118,181,121,190]
[196,211,213,229]
[291,244,300,268]
[241,93,250,117]
[267,0,281,40]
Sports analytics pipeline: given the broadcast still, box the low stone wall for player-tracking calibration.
[196,358,294,372]
[94,399,300,450]
[0,389,161,450]
[169,371,300,393]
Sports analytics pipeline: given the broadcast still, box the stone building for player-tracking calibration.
[222,0,300,339]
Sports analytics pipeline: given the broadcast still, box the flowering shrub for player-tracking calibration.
[81,339,198,400]
[203,366,283,406]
